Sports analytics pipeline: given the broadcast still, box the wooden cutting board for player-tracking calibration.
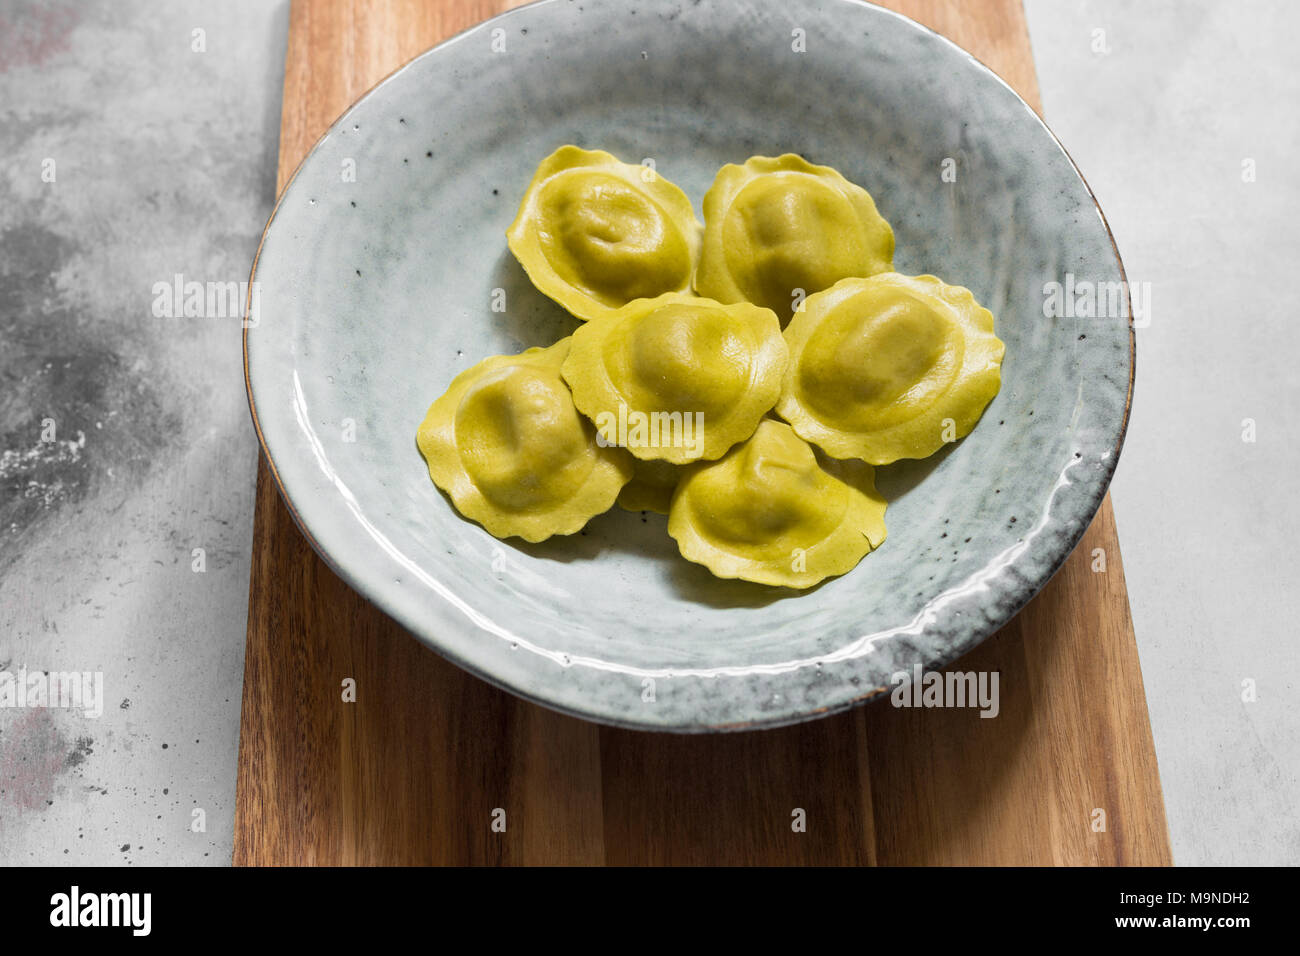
[234,0,1171,866]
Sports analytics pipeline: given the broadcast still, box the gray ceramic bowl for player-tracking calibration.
[245,0,1133,731]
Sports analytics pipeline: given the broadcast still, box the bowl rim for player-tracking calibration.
[242,0,1135,732]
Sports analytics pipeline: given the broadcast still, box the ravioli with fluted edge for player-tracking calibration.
[668,419,888,588]
[778,273,1005,465]
[561,292,788,464]
[416,339,633,542]
[694,154,894,324]
[417,147,1007,588]
[616,458,682,515]
[506,146,703,322]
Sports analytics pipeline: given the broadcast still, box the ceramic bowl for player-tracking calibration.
[245,0,1134,731]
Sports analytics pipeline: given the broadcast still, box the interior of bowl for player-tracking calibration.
[246,0,1132,730]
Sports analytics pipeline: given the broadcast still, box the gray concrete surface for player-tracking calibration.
[1026,0,1300,867]
[0,0,1295,865]
[0,0,287,864]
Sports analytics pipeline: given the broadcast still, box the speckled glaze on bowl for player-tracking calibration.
[244,0,1134,732]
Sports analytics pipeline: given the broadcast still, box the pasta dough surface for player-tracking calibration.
[695,154,894,323]
[668,420,888,588]
[416,339,632,542]
[561,292,787,464]
[778,273,1004,464]
[507,146,702,322]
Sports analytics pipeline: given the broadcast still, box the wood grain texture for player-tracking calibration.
[234,0,1171,866]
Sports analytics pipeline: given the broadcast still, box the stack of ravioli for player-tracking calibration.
[416,146,1005,589]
